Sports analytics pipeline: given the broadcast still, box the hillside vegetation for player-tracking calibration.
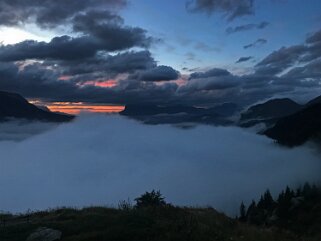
[0,206,298,241]
[239,184,321,240]
[2,189,320,241]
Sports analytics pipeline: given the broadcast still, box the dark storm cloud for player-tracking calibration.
[181,68,240,94]
[58,51,157,76]
[0,59,179,105]
[0,62,77,101]
[189,68,231,80]
[0,36,99,61]
[71,10,153,51]
[243,38,267,49]
[0,3,154,61]
[186,0,255,21]
[72,9,124,32]
[0,1,184,105]
[0,0,174,106]
[180,68,242,103]
[226,21,269,34]
[236,56,253,63]
[181,75,240,92]
[0,15,152,62]
[0,0,127,27]
[130,66,180,82]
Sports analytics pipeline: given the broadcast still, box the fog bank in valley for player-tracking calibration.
[0,114,320,215]
[0,120,57,141]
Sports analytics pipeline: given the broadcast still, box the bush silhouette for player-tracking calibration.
[134,190,167,208]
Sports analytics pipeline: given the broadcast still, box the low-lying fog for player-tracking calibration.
[0,114,320,216]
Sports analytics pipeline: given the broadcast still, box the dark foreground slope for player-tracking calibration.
[264,104,321,146]
[0,206,296,241]
[0,91,73,122]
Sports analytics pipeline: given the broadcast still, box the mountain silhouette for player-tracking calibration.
[306,95,321,106]
[240,98,302,122]
[120,103,237,125]
[264,103,321,146]
[0,91,73,122]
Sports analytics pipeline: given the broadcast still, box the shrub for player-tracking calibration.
[118,198,133,211]
[134,190,167,208]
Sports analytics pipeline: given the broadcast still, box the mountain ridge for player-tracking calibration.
[120,103,238,126]
[264,103,321,146]
[240,98,302,123]
[0,90,73,122]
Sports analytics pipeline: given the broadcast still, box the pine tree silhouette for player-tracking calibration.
[239,202,246,222]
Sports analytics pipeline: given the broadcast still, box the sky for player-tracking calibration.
[0,0,321,113]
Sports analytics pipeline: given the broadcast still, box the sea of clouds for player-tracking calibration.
[0,114,320,216]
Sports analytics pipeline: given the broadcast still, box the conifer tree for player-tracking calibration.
[239,202,246,222]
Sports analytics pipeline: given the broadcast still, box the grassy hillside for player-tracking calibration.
[2,187,321,241]
[0,206,296,241]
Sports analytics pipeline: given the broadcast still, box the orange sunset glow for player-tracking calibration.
[29,100,124,115]
[83,80,118,88]
[47,103,125,115]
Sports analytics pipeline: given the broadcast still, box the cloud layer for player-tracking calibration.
[0,115,320,215]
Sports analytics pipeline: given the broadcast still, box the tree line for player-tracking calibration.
[239,183,321,227]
